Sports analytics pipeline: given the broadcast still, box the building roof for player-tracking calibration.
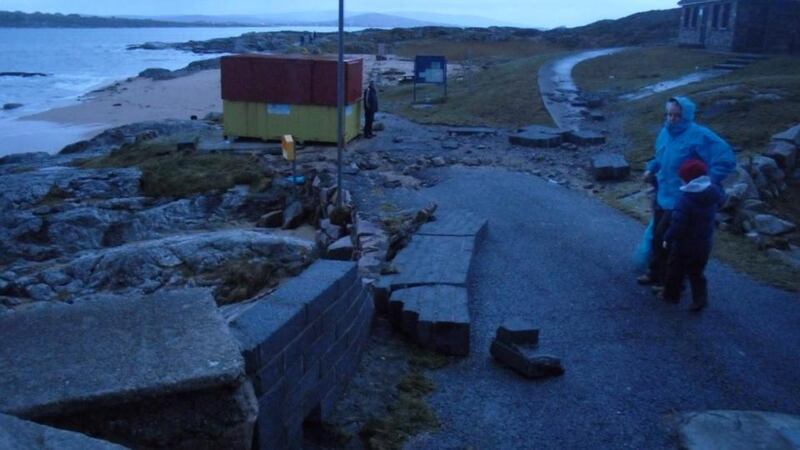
[678,0,717,5]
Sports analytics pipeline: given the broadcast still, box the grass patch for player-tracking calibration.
[38,185,71,205]
[573,46,729,94]
[382,53,562,127]
[394,39,561,62]
[79,136,270,198]
[358,346,450,450]
[619,56,800,167]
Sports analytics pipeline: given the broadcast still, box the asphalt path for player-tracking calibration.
[402,166,800,449]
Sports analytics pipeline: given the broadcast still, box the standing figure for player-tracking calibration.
[661,160,725,311]
[638,96,735,288]
[363,81,379,138]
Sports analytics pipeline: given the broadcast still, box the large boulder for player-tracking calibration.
[764,140,797,171]
[754,214,797,236]
[772,124,800,147]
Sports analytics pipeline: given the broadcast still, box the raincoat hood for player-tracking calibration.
[679,175,722,207]
[666,96,696,136]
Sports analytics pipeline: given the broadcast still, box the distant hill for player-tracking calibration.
[309,13,444,28]
[0,10,254,28]
[544,8,682,48]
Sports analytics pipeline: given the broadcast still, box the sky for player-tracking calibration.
[0,0,681,28]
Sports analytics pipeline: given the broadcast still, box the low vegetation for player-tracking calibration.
[382,52,561,127]
[79,136,270,198]
[358,347,449,449]
[573,46,729,94]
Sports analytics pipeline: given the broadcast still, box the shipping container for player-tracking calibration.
[222,100,362,144]
[221,54,363,106]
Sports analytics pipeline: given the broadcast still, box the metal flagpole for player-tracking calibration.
[336,0,344,208]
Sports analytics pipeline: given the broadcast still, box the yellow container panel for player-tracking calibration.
[223,101,361,144]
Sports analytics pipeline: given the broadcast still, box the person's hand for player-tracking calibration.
[642,170,655,184]
[662,241,668,249]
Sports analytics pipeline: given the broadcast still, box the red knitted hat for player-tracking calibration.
[679,159,708,182]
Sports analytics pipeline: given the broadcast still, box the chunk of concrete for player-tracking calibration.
[0,289,256,449]
[755,214,797,236]
[0,413,127,450]
[326,236,354,261]
[446,127,497,136]
[772,124,800,146]
[390,285,470,356]
[509,125,567,148]
[490,339,564,379]
[496,318,539,346]
[591,154,630,180]
[257,210,283,228]
[566,129,605,146]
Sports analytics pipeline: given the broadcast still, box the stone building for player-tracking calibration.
[677,0,800,53]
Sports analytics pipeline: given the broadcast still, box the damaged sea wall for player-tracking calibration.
[223,260,373,449]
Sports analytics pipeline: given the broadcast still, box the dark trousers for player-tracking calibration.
[663,246,710,304]
[648,205,672,284]
[364,110,375,136]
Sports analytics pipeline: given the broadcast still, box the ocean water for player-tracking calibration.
[0,26,356,155]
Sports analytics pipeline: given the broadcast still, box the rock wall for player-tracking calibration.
[223,260,372,449]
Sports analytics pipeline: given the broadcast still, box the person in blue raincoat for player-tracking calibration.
[637,96,736,287]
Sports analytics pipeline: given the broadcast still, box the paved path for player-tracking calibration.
[537,48,626,130]
[403,167,800,449]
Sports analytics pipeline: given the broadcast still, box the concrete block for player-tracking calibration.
[446,127,497,136]
[417,211,488,237]
[228,301,305,374]
[0,413,126,450]
[496,318,540,346]
[591,153,630,181]
[305,327,336,368]
[284,321,322,365]
[389,235,476,288]
[321,334,349,375]
[268,260,358,324]
[490,339,564,379]
[390,285,470,356]
[565,129,605,146]
[509,125,568,148]
[0,289,256,449]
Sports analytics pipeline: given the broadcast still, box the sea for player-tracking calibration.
[0,26,358,156]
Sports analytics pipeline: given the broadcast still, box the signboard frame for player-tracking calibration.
[413,55,448,103]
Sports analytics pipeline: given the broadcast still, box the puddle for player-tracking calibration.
[619,69,730,101]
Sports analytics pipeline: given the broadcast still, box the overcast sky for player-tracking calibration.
[0,0,680,27]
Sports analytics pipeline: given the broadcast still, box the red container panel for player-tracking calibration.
[311,58,363,106]
[222,54,363,106]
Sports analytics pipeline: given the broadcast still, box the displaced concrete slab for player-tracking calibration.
[446,127,498,136]
[0,413,127,450]
[0,290,257,450]
[509,125,569,148]
[387,235,476,288]
[490,339,564,379]
[566,129,606,146]
[677,410,800,450]
[591,153,630,180]
[418,210,488,237]
[390,285,470,356]
[497,318,539,346]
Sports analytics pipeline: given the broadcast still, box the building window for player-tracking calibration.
[712,4,720,28]
[683,7,691,27]
[721,3,731,28]
[692,6,700,27]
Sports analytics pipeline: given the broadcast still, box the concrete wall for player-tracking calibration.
[224,260,372,450]
[678,1,739,51]
[735,0,800,53]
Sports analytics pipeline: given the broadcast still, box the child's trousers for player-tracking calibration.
[663,245,710,304]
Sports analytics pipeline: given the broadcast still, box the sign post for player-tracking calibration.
[413,55,447,103]
[336,0,345,208]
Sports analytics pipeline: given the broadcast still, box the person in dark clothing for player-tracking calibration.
[363,81,378,138]
[661,159,725,311]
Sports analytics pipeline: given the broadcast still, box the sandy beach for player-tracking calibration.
[3,54,456,155]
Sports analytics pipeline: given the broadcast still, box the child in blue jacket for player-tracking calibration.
[661,159,725,311]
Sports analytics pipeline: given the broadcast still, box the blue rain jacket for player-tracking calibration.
[646,96,736,210]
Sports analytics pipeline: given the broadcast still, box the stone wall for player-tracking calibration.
[678,1,739,51]
[224,260,372,450]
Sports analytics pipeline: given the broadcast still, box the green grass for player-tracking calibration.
[357,346,450,450]
[573,46,729,95]
[382,53,562,127]
[394,39,561,62]
[78,136,270,198]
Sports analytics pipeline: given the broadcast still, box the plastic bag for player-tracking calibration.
[634,220,654,272]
